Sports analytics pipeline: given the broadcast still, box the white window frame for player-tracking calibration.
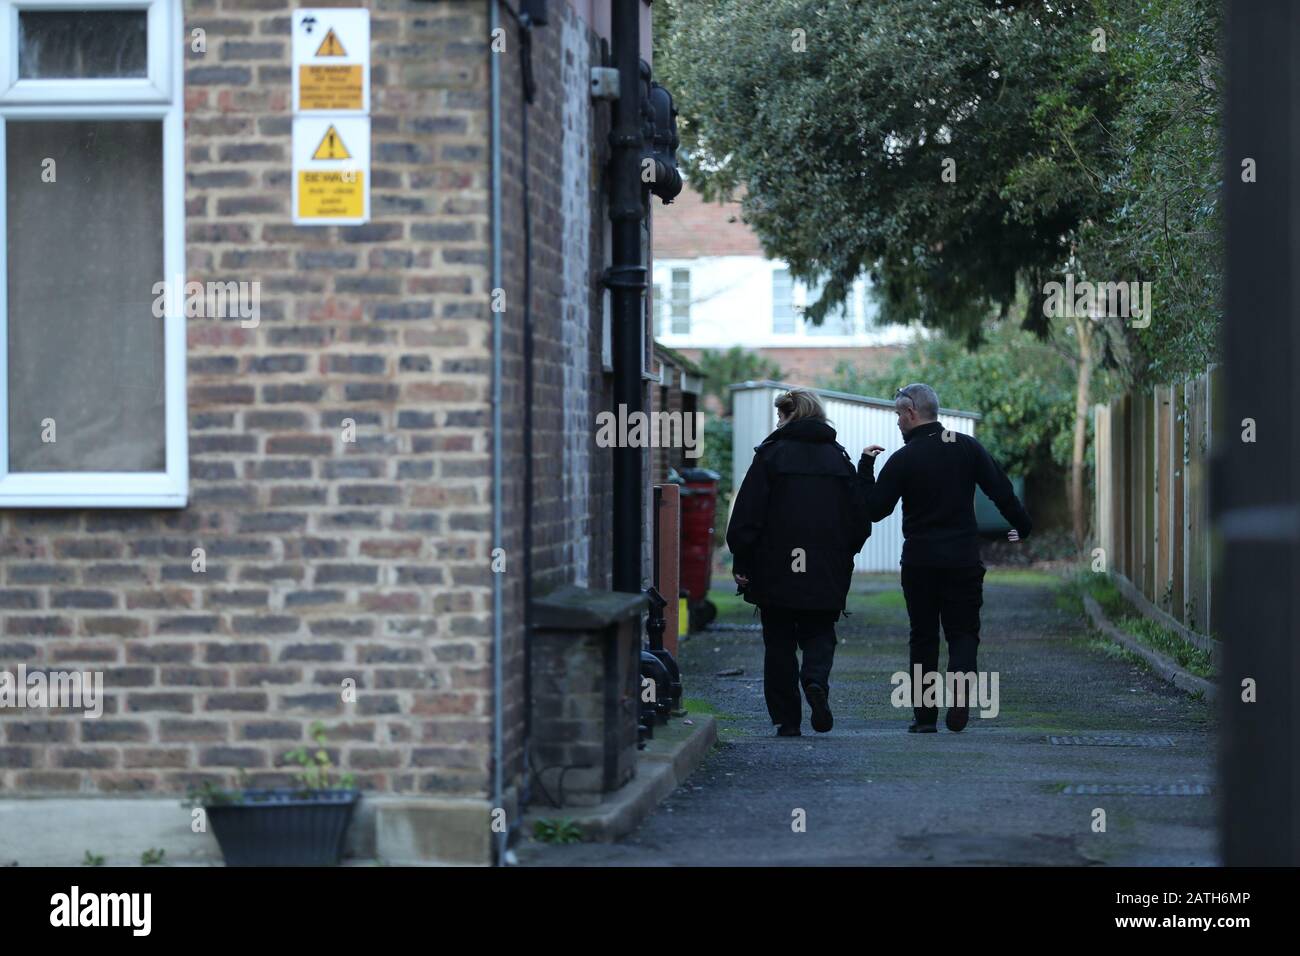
[0,0,186,507]
[670,267,690,335]
[771,266,796,335]
[1,0,172,103]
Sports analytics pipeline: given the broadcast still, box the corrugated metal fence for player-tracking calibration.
[1093,367,1221,638]
[730,381,980,572]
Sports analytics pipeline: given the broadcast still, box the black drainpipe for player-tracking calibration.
[609,0,645,594]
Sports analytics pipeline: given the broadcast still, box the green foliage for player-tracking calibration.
[1061,566,1129,619]
[1065,568,1213,676]
[823,322,1097,477]
[532,818,583,845]
[140,848,165,866]
[183,723,356,808]
[661,0,1109,333]
[1004,0,1222,384]
[982,569,1065,588]
[695,347,782,415]
[1092,0,1222,384]
[282,721,357,793]
[1116,614,1214,678]
[184,779,244,809]
[659,0,1221,385]
[82,851,105,867]
[698,416,733,505]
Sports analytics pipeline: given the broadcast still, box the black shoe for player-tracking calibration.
[945,706,969,733]
[908,721,937,733]
[776,724,802,737]
[805,684,833,733]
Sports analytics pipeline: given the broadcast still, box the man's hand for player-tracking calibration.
[862,444,886,459]
[1007,529,1021,542]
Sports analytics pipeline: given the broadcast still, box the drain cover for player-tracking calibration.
[1061,783,1210,796]
[1049,734,1175,747]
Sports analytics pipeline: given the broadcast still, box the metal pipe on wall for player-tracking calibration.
[488,0,506,867]
[609,0,645,594]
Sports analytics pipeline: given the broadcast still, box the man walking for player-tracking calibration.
[861,383,1031,733]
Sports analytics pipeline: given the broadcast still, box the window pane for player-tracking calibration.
[6,120,165,472]
[18,11,148,79]
[805,280,853,336]
[670,269,690,335]
[860,279,879,329]
[772,268,795,334]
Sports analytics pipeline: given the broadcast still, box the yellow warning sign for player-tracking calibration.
[315,28,346,57]
[298,64,364,110]
[311,124,351,160]
[298,170,364,219]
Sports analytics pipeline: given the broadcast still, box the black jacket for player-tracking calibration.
[726,419,872,611]
[861,420,1032,567]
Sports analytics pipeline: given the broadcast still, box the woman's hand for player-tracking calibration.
[733,573,749,589]
[862,444,886,459]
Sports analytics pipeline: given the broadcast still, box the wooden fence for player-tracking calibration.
[1093,367,1222,640]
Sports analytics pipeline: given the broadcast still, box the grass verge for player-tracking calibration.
[1063,567,1214,679]
[984,568,1064,588]
[680,696,742,740]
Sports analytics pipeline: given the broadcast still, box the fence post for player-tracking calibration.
[1094,404,1110,564]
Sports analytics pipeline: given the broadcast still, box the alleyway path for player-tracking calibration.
[518,570,1217,866]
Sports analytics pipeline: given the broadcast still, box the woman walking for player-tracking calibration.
[726,389,873,736]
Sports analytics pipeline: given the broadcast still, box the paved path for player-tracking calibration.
[517,570,1217,866]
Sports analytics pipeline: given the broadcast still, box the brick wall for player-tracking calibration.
[674,345,905,398]
[529,614,639,807]
[495,1,615,788]
[653,183,762,259]
[649,356,700,488]
[1,0,499,800]
[0,1,637,853]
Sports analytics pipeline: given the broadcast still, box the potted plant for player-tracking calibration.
[188,722,360,866]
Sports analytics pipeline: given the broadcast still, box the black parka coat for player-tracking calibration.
[725,418,873,611]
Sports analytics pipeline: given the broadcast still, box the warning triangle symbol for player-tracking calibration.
[311,125,351,160]
[315,28,346,57]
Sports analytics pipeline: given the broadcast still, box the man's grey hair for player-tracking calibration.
[895,383,940,420]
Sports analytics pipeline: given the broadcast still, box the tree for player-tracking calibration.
[695,346,783,416]
[1076,0,1221,385]
[824,322,1100,480]
[659,0,1220,547]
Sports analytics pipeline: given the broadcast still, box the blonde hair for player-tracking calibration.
[775,388,826,424]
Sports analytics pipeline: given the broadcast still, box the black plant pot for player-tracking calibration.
[205,788,360,866]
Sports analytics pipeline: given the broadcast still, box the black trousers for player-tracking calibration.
[900,563,985,725]
[759,606,838,728]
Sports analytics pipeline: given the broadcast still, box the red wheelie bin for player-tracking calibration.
[678,467,720,632]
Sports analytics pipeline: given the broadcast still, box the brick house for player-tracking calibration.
[652,183,911,393]
[648,342,704,487]
[0,0,665,865]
